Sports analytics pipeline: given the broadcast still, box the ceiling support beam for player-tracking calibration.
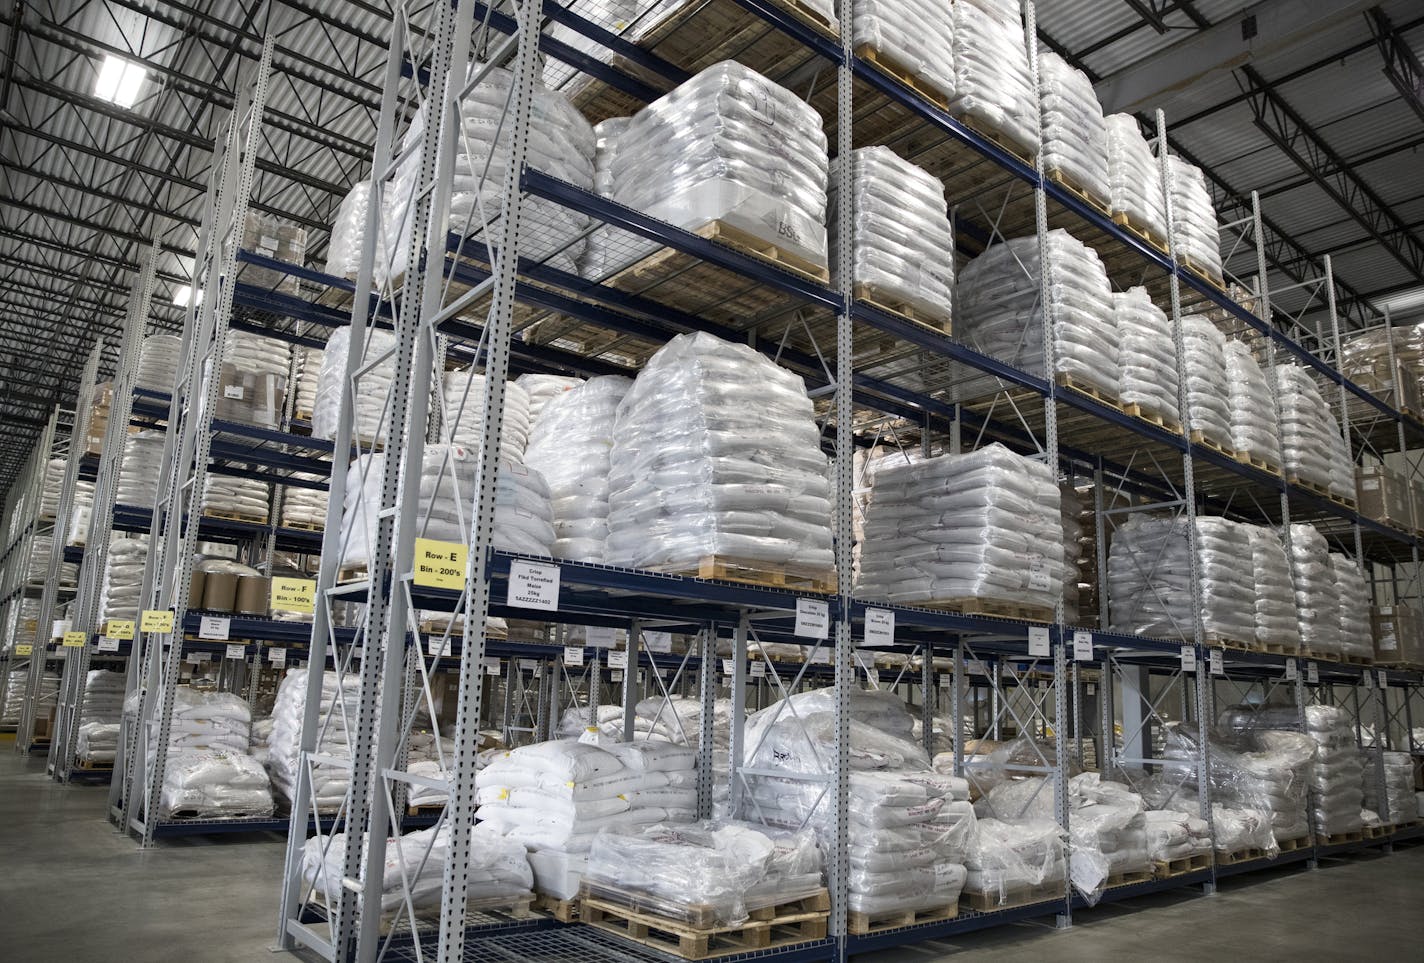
[1367,7,1424,124]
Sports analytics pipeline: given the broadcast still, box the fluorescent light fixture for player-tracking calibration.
[94,55,147,108]
[1373,285,1424,319]
[173,285,202,307]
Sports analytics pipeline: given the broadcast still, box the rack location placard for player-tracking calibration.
[413,538,467,590]
[271,578,316,614]
[141,609,174,634]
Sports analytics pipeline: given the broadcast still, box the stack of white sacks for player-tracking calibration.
[292,345,323,418]
[578,118,630,281]
[66,480,95,546]
[1328,554,1374,661]
[1361,750,1415,825]
[952,0,1039,155]
[476,738,698,902]
[201,474,270,522]
[607,331,834,574]
[313,327,396,444]
[831,146,954,325]
[25,534,78,585]
[610,62,829,273]
[99,535,148,624]
[339,445,555,569]
[851,0,954,104]
[1287,523,1341,656]
[75,669,126,765]
[115,431,166,507]
[268,669,364,810]
[1038,50,1110,206]
[158,688,273,818]
[1243,526,1301,652]
[1276,365,1354,500]
[1180,316,1233,452]
[1065,774,1152,902]
[523,375,632,563]
[134,334,183,394]
[1137,771,1273,858]
[1167,724,1314,847]
[1107,515,1255,644]
[38,457,64,517]
[956,231,1118,399]
[1167,157,1222,282]
[1223,341,1283,468]
[741,688,972,917]
[1105,114,1167,244]
[3,669,59,724]
[441,370,531,462]
[856,443,1064,610]
[219,330,290,428]
[383,64,595,282]
[1113,288,1180,424]
[516,374,582,427]
[280,474,328,530]
[322,181,383,280]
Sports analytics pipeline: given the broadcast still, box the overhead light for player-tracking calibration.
[1373,285,1424,319]
[173,285,202,307]
[94,54,147,108]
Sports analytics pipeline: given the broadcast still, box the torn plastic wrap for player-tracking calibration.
[963,818,1065,905]
[951,0,1039,156]
[1105,114,1167,243]
[1223,341,1283,469]
[1164,723,1312,847]
[312,326,396,443]
[831,145,954,325]
[1225,704,1363,836]
[1038,49,1109,206]
[1287,523,1342,656]
[1113,289,1179,425]
[1244,525,1301,652]
[855,443,1065,610]
[1167,157,1222,282]
[956,230,1118,400]
[606,331,834,573]
[1328,553,1374,661]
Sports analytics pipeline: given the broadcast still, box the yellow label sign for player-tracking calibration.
[414,538,468,590]
[141,609,175,634]
[14,644,33,657]
[271,577,316,614]
[62,631,88,648]
[107,620,135,641]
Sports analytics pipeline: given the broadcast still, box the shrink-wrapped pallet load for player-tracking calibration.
[523,375,632,563]
[1328,553,1374,661]
[322,181,384,280]
[201,474,270,523]
[236,211,307,293]
[312,326,396,444]
[74,669,126,765]
[956,231,1118,399]
[1223,341,1283,470]
[267,669,364,808]
[852,0,955,104]
[579,117,631,281]
[1113,287,1179,425]
[159,749,275,818]
[1037,50,1109,206]
[607,331,833,576]
[951,0,1039,156]
[1165,724,1313,847]
[99,536,148,624]
[280,474,328,531]
[1243,525,1301,652]
[291,345,323,421]
[1276,364,1354,500]
[516,374,583,427]
[1361,749,1415,825]
[134,334,183,394]
[115,430,166,507]
[1287,523,1341,657]
[1105,114,1167,245]
[441,370,532,462]
[856,443,1064,611]
[1180,315,1233,452]
[1166,157,1222,282]
[216,330,290,428]
[26,534,78,585]
[609,61,830,273]
[831,146,954,326]
[66,480,95,547]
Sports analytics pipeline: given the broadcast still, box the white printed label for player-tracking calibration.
[564,645,584,666]
[1086,683,1096,696]
[750,661,766,678]
[1029,626,1051,658]
[198,616,230,640]
[506,560,560,611]
[584,625,617,648]
[1364,669,1374,689]
[97,637,120,653]
[1180,646,1196,673]
[794,598,829,640]
[808,647,831,665]
[1377,669,1388,689]
[722,658,735,676]
[1028,570,1052,593]
[225,643,245,660]
[1306,662,1319,684]
[864,608,894,646]
[644,631,673,653]
[611,670,623,682]
[52,620,69,639]
[223,384,244,400]
[967,659,987,676]
[428,636,452,658]
[269,647,287,666]
[607,650,629,670]
[484,657,501,676]
[519,659,537,672]
[186,651,212,663]
[1285,658,1298,681]
[1073,631,1094,662]
[1363,478,1380,491]
[1210,649,1224,676]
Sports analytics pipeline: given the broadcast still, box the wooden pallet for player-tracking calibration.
[1213,637,1293,656]
[645,556,835,594]
[957,112,1037,169]
[533,892,580,923]
[580,888,829,960]
[916,597,1056,623]
[1363,824,1391,840]
[1320,830,1364,846]
[1153,852,1210,878]
[202,509,270,526]
[1111,211,1171,255]
[848,901,957,935]
[852,283,951,334]
[405,804,445,818]
[1215,847,1264,866]
[1233,449,1284,477]
[74,759,114,772]
[613,216,830,288]
[1188,429,1236,458]
[1277,834,1312,853]
[281,519,325,533]
[1286,474,1332,499]
[1121,402,1184,436]
[1181,255,1227,291]
[1102,869,1156,889]
[855,44,950,109]
[1046,168,1112,219]
[1056,372,1124,412]
[961,881,1063,913]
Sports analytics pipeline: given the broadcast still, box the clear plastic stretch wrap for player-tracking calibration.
[830,146,954,324]
[292,345,322,418]
[851,0,955,104]
[26,533,78,584]
[323,181,383,279]
[1244,525,1301,651]
[268,669,365,807]
[303,824,532,918]
[1105,114,1167,242]
[66,479,94,546]
[524,375,633,563]
[1106,514,1255,643]
[313,326,396,443]
[100,532,148,623]
[579,117,631,281]
[856,443,1065,609]
[1038,49,1109,205]
[541,0,642,89]
[1113,287,1179,423]
[1167,157,1222,281]
[75,669,126,763]
[441,370,531,462]
[516,373,583,427]
[606,331,833,572]
[216,330,289,428]
[134,334,182,394]
[1180,315,1233,452]
[955,230,1118,398]
[1062,773,1149,904]
[38,457,64,517]
[739,690,971,915]
[1222,704,1363,836]
[476,739,697,858]
[1276,364,1354,499]
[1223,341,1282,468]
[384,64,595,282]
[3,669,58,724]
[1361,749,1415,824]
[280,473,328,530]
[201,473,270,522]
[1328,554,1374,661]
[963,818,1065,905]
[1287,523,1342,655]
[610,62,829,270]
[584,821,824,926]
[115,430,165,507]
[951,0,1039,156]
[1165,724,1313,845]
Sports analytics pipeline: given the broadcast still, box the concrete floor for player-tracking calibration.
[2,746,1421,962]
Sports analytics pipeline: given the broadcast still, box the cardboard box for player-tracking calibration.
[1356,465,1413,529]
[214,363,287,429]
[1372,602,1424,666]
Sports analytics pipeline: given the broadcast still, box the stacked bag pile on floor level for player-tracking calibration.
[157,687,273,818]
[267,669,364,811]
[1165,723,1313,848]
[2,669,59,725]
[75,669,126,766]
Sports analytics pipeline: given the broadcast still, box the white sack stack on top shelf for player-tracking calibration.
[1287,523,1342,657]
[1223,341,1283,470]
[831,146,954,326]
[951,0,1039,157]
[323,181,384,280]
[579,117,631,281]
[523,375,632,563]
[1243,525,1301,653]
[1276,364,1353,500]
[268,669,364,809]
[955,230,1118,400]
[115,431,166,507]
[1328,553,1374,661]
[607,331,834,575]
[1105,115,1167,245]
[312,327,396,444]
[66,480,95,546]
[1038,50,1109,207]
[134,334,183,394]
[516,374,584,428]
[1167,157,1223,283]
[856,443,1064,610]
[851,0,955,105]
[99,535,148,624]
[1113,287,1179,425]
[609,61,830,273]
[441,370,531,463]
[1180,315,1233,453]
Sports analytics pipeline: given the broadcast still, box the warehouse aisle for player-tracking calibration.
[2,748,1421,962]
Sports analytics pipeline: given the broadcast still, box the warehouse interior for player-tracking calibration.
[2,0,1423,960]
